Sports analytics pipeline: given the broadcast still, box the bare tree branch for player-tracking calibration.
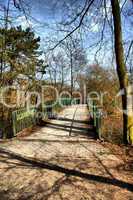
[61,0,88,26]
[125,40,133,64]
[120,0,128,13]
[50,0,95,50]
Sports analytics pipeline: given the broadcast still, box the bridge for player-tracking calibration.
[0,104,132,199]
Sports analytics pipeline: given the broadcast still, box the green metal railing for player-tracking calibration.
[88,99,102,140]
[42,98,80,119]
[60,98,72,106]
[11,98,81,137]
[59,98,80,106]
[12,108,37,136]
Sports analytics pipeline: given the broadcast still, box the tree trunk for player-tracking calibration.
[70,51,73,97]
[111,0,133,144]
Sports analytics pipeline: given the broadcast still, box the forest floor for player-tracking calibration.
[0,105,132,200]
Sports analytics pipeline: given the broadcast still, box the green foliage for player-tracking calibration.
[0,26,45,85]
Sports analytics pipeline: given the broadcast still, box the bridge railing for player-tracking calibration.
[59,98,80,106]
[9,98,81,138]
[12,108,37,136]
[42,98,81,119]
[88,99,102,140]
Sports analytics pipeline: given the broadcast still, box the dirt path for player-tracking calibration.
[0,105,132,200]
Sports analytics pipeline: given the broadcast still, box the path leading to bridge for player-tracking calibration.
[0,105,132,200]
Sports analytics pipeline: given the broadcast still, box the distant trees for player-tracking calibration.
[61,36,87,96]
[77,64,119,112]
[46,35,87,95]
[46,51,68,90]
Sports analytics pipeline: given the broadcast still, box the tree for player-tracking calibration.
[0,26,45,86]
[61,36,87,96]
[0,26,46,125]
[111,0,133,144]
[77,64,119,112]
[46,51,69,91]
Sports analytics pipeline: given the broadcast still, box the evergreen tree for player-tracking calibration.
[0,26,45,85]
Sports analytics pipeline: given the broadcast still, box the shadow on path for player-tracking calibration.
[40,121,94,138]
[55,117,90,124]
[0,148,132,192]
[17,139,95,143]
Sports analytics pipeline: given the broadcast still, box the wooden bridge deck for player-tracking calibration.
[0,105,132,200]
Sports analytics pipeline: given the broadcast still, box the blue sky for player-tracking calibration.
[0,0,132,68]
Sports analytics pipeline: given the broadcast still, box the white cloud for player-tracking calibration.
[15,16,34,29]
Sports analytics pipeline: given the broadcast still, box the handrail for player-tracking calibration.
[88,99,102,140]
[12,108,37,136]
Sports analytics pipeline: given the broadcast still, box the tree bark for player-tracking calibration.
[111,0,133,144]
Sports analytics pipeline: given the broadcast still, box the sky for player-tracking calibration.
[0,0,132,69]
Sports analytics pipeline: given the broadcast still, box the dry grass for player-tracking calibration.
[102,112,123,144]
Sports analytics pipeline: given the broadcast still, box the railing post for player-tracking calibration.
[12,111,17,136]
[92,102,102,140]
[88,99,102,140]
[93,102,97,127]
[96,109,102,140]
